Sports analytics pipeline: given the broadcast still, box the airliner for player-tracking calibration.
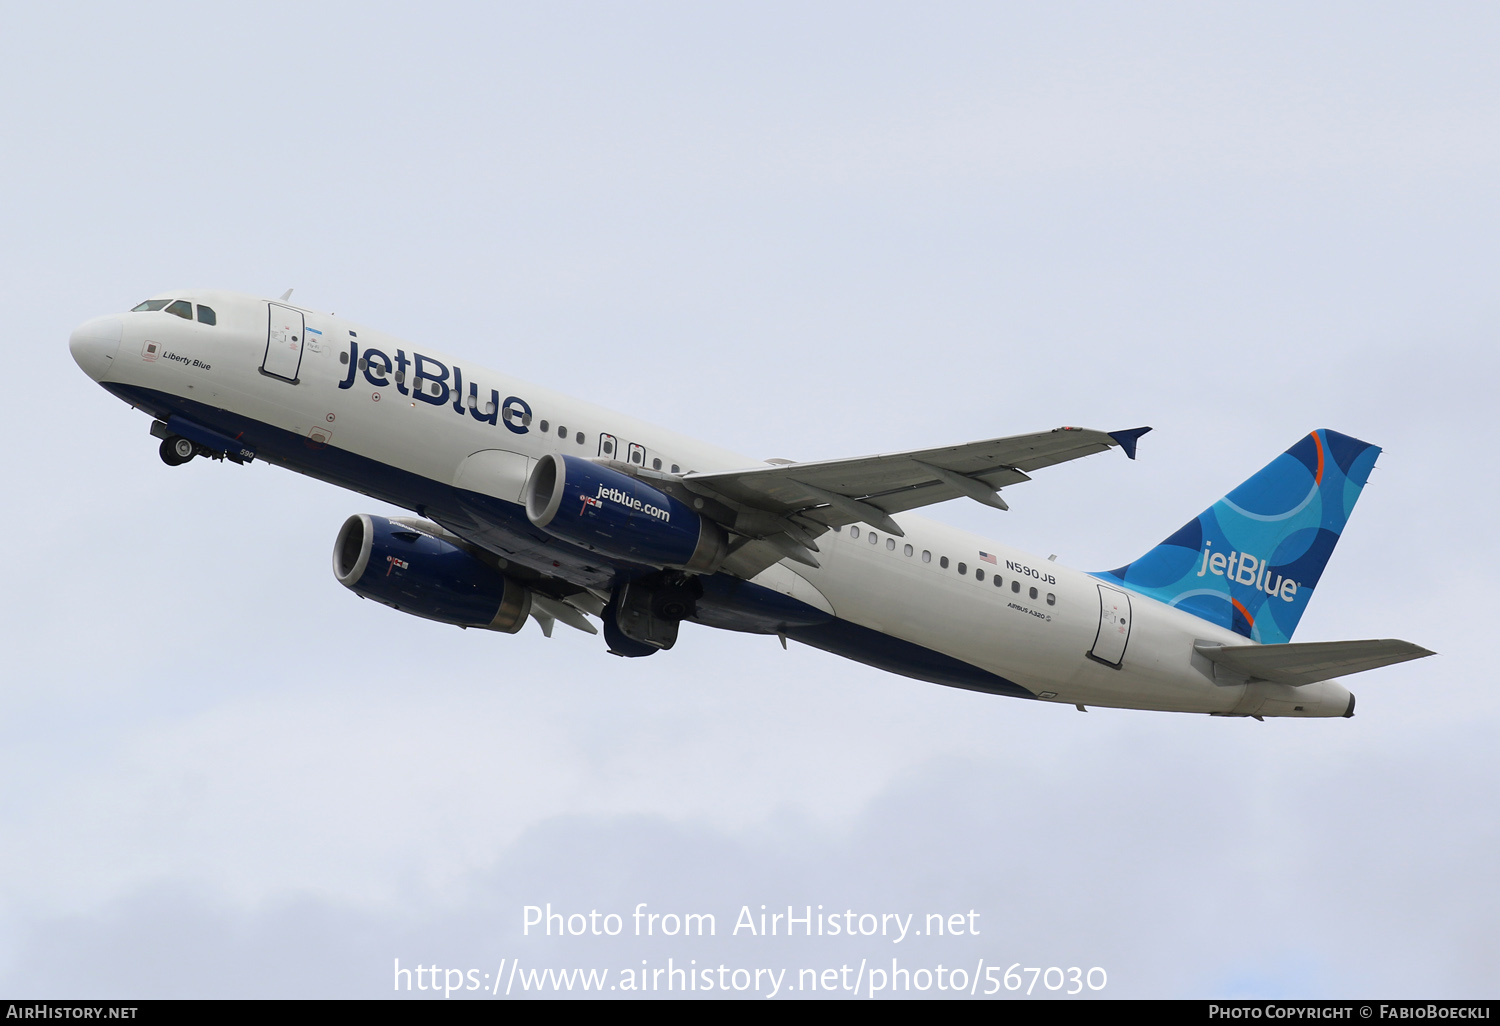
[68,289,1433,718]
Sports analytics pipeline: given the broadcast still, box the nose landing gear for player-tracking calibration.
[159,435,197,466]
[150,419,253,466]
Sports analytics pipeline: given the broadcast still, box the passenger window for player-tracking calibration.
[166,300,192,319]
[1046,593,1056,606]
[922,550,931,563]
[868,532,878,545]
[670,464,680,473]
[850,526,860,539]
[886,537,895,550]
[131,299,170,312]
[539,420,549,433]
[993,575,1003,587]
[196,305,216,325]
[1012,580,1020,593]
[904,544,913,556]
[430,381,441,395]
[958,562,967,575]
[577,432,585,444]
[940,556,949,569]
[359,358,368,370]
[976,568,984,581]
[1029,586,1038,599]
[340,352,349,364]
[653,458,662,470]
[395,371,405,385]
[558,425,567,438]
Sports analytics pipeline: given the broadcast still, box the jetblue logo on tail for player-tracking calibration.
[1195,541,1299,601]
[1093,429,1380,644]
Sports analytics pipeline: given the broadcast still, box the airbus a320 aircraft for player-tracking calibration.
[69,290,1433,718]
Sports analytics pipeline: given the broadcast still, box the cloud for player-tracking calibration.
[5,729,1495,998]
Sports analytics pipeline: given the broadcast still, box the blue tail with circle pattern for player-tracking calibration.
[1092,429,1380,644]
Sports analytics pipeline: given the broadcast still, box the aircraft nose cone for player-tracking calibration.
[69,315,123,381]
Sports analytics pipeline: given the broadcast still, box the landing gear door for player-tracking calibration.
[1090,584,1132,667]
[262,303,305,382]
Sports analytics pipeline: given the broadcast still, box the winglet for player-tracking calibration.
[1107,426,1152,460]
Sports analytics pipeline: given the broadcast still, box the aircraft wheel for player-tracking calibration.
[159,436,196,466]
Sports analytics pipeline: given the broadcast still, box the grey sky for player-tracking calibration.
[1,2,1495,998]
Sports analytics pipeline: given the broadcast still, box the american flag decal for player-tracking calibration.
[979,551,997,564]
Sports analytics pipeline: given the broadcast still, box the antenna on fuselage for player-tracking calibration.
[279,288,294,301]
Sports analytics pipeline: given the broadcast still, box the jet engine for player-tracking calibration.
[332,514,531,632]
[524,454,726,572]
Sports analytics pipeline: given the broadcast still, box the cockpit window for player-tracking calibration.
[196,305,216,325]
[131,299,170,312]
[165,300,193,319]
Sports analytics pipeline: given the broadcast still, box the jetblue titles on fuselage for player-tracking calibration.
[337,339,532,434]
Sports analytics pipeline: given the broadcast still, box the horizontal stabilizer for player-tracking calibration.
[1193,638,1435,687]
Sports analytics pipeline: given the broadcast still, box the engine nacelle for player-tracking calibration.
[332,514,531,632]
[524,454,726,572]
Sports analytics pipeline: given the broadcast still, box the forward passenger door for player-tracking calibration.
[262,303,305,382]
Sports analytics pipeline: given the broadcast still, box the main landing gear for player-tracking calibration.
[603,573,702,657]
[158,435,197,466]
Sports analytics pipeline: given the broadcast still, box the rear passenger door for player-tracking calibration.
[1090,584,1132,667]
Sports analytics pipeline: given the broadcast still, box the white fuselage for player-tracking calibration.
[69,290,1354,718]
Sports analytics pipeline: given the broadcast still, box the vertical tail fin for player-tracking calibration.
[1093,429,1381,644]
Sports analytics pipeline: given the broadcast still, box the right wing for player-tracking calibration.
[428,425,1148,585]
[668,425,1149,577]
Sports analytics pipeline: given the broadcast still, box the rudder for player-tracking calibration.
[1093,429,1381,644]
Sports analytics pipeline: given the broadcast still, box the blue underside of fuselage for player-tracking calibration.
[105,383,1034,700]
